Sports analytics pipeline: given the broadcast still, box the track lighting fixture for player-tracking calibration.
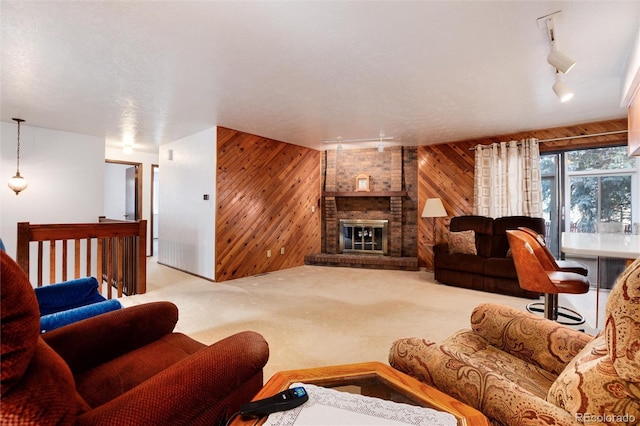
[323,132,393,152]
[539,11,576,102]
[545,16,576,74]
[378,132,385,152]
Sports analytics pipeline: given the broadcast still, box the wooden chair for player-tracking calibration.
[517,227,588,276]
[506,229,589,325]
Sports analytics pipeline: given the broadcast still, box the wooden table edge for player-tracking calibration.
[231,362,489,426]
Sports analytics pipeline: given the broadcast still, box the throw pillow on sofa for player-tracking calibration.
[448,230,477,255]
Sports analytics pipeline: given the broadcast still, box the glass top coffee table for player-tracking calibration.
[231,361,489,426]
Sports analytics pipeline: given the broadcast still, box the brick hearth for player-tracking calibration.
[304,253,419,271]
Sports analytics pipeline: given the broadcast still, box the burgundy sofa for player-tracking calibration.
[434,215,546,298]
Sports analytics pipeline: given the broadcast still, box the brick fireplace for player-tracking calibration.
[305,146,419,270]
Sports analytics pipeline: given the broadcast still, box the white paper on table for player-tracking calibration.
[263,382,457,426]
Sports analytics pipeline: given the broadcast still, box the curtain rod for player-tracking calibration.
[468,130,628,150]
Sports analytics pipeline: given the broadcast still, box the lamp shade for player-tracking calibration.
[547,49,576,74]
[421,198,447,218]
[8,172,28,195]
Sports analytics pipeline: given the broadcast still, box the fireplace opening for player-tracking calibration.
[339,219,388,255]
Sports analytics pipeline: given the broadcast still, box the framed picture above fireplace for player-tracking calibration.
[355,173,370,192]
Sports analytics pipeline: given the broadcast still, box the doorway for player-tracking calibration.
[104,160,142,221]
[150,164,159,256]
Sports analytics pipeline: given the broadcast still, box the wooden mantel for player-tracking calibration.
[323,191,408,197]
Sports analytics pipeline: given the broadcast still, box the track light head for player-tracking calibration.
[544,14,576,74]
[553,74,574,102]
[547,48,576,74]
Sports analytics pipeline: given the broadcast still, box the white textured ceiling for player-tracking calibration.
[1,1,638,153]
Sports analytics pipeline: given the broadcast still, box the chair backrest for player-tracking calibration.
[506,229,559,294]
[517,227,561,271]
[1,250,77,424]
[493,216,546,258]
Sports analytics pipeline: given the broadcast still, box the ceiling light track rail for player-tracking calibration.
[322,136,394,144]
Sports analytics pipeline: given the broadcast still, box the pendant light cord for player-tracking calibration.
[16,119,21,173]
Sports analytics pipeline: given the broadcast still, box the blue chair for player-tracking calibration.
[34,276,122,333]
[0,239,121,332]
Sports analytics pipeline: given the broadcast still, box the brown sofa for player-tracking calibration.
[390,257,640,426]
[0,250,269,425]
[434,215,546,298]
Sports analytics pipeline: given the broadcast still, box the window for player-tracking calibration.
[541,145,639,289]
[565,147,636,233]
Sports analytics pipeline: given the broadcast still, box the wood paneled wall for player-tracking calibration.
[418,118,628,270]
[215,127,321,281]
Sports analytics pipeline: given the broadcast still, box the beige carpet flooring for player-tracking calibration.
[117,260,579,380]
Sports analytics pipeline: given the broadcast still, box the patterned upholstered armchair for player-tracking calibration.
[389,257,640,426]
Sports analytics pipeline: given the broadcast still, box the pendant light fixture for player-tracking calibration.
[7,118,28,195]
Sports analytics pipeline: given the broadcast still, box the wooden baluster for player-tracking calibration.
[62,240,68,281]
[37,241,43,287]
[15,220,147,297]
[74,238,81,278]
[106,238,113,299]
[95,238,101,294]
[117,237,124,298]
[49,240,56,284]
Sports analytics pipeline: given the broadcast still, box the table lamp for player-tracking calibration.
[422,198,447,245]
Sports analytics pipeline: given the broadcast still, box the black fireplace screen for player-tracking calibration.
[339,219,388,255]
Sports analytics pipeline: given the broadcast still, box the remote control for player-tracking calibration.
[239,386,309,418]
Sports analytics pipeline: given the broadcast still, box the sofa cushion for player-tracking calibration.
[449,215,493,258]
[35,277,106,316]
[448,230,477,255]
[605,257,640,381]
[75,333,206,408]
[483,257,517,279]
[546,335,640,423]
[435,252,485,274]
[390,334,580,426]
[547,258,640,423]
[441,330,557,399]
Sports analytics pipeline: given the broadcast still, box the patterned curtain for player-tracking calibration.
[473,139,542,218]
